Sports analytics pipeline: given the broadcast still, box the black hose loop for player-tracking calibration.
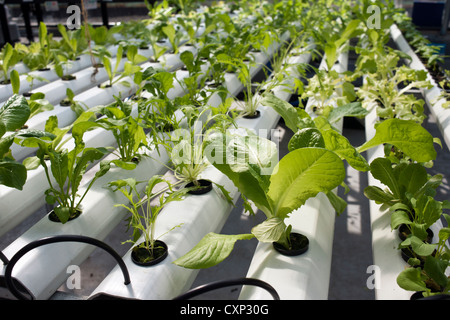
[4,235,131,300]
[172,277,280,300]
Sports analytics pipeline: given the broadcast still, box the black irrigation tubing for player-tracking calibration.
[172,278,280,300]
[0,251,9,265]
[3,235,131,300]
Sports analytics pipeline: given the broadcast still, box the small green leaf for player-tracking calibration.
[364,185,395,204]
[326,190,347,215]
[251,217,287,243]
[391,209,412,230]
[397,267,428,292]
[0,94,30,132]
[326,102,368,124]
[110,159,137,170]
[288,128,325,151]
[10,70,20,94]
[173,233,254,269]
[0,161,27,190]
[424,256,449,288]
[54,206,70,224]
[409,236,436,257]
[260,93,302,133]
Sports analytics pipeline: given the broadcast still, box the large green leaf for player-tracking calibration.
[267,147,346,219]
[173,233,254,269]
[0,94,30,133]
[251,217,287,243]
[0,161,27,190]
[357,119,437,163]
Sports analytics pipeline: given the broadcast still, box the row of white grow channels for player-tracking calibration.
[0,42,198,239]
[362,23,449,300]
[88,29,298,301]
[390,24,450,151]
[0,23,294,300]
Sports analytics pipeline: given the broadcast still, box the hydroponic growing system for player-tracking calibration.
[0,0,449,301]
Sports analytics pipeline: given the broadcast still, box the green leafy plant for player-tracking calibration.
[19,112,112,223]
[145,0,174,23]
[0,43,23,84]
[161,105,235,201]
[302,67,357,114]
[60,88,89,116]
[0,95,54,190]
[161,23,184,54]
[93,97,148,164]
[54,52,77,81]
[57,24,88,61]
[177,50,210,106]
[364,158,441,210]
[315,18,361,70]
[88,24,122,47]
[17,22,57,71]
[215,52,264,117]
[137,67,180,135]
[143,26,168,62]
[168,0,199,16]
[357,118,438,163]
[173,127,346,268]
[23,73,49,96]
[364,158,447,241]
[108,175,191,263]
[26,92,54,119]
[396,214,450,298]
[101,46,125,88]
[355,48,432,123]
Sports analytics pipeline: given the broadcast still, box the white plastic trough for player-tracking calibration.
[239,50,348,300]
[363,106,448,300]
[0,17,302,300]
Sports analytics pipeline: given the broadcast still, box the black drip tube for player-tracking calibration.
[3,235,131,300]
[172,277,280,300]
